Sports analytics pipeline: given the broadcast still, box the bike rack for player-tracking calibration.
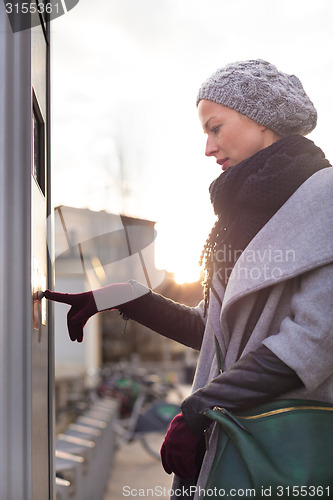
[55,398,119,500]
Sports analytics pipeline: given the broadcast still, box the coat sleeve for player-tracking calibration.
[181,344,303,433]
[263,263,333,392]
[117,280,206,351]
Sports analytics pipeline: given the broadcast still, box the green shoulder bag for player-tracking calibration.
[202,399,333,500]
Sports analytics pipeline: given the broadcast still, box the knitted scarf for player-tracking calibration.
[200,134,331,314]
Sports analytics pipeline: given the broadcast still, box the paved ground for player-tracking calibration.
[104,384,191,500]
[103,437,173,500]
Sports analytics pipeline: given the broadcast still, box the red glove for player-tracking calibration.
[44,283,134,342]
[44,290,97,342]
[160,413,204,480]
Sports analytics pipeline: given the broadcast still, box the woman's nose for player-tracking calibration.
[205,136,219,157]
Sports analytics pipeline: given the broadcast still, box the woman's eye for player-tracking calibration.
[212,125,220,134]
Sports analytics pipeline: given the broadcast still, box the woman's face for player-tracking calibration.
[198,99,278,171]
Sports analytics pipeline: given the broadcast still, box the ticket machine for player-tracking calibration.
[0,5,54,500]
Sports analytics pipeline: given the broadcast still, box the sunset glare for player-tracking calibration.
[52,0,333,286]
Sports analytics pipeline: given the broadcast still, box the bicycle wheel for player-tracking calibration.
[135,401,181,459]
[139,429,167,459]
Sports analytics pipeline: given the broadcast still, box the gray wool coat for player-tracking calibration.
[130,167,333,498]
[187,166,333,497]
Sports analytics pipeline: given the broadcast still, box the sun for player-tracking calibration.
[155,247,202,285]
[172,262,201,285]
[154,223,204,285]
[153,208,216,286]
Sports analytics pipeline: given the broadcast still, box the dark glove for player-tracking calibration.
[160,413,206,480]
[44,283,134,342]
[181,345,304,433]
[44,290,97,342]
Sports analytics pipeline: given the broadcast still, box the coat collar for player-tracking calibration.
[222,167,333,312]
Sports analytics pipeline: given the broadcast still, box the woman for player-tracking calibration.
[45,60,333,498]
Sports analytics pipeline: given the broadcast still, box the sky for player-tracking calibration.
[51,0,333,283]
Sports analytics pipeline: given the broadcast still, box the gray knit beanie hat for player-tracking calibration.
[197,59,317,137]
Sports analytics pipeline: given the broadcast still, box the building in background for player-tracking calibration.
[53,206,201,385]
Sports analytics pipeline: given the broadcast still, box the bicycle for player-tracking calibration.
[97,363,183,459]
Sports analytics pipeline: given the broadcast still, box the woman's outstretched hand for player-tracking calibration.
[43,290,97,342]
[43,283,135,342]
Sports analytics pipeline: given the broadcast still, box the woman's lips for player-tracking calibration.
[217,158,229,170]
